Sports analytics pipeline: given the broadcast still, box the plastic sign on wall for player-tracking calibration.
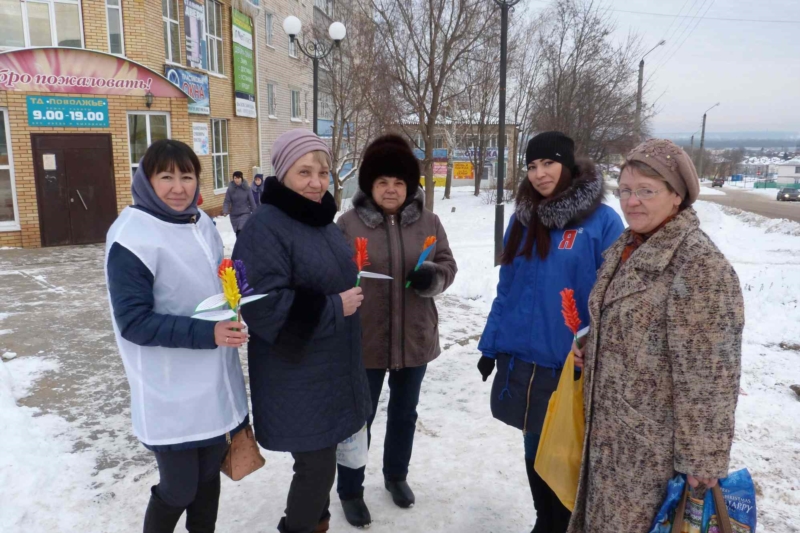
[27,96,109,128]
[0,48,188,98]
[166,67,210,114]
[184,0,208,70]
[232,9,256,118]
[453,161,474,179]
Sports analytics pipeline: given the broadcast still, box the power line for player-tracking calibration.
[654,0,710,65]
[649,0,701,65]
[654,0,716,72]
[601,7,800,23]
[527,0,800,24]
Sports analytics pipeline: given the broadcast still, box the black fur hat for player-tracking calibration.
[359,134,421,199]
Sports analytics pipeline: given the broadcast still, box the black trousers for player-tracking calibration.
[279,445,337,533]
[146,442,229,533]
[524,432,571,533]
[337,365,427,500]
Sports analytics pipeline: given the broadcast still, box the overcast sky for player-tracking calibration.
[526,0,800,135]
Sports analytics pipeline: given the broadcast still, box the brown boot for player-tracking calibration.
[313,518,330,532]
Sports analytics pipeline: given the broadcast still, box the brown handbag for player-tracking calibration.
[220,425,266,481]
[670,483,733,533]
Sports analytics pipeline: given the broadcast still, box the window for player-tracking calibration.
[0,109,19,229]
[162,0,180,63]
[288,37,297,58]
[211,119,229,190]
[106,0,123,55]
[319,92,333,120]
[266,83,277,117]
[304,92,309,120]
[291,90,302,120]
[314,0,332,16]
[795,167,800,174]
[433,135,445,150]
[206,0,223,74]
[265,12,274,47]
[416,134,425,150]
[0,0,83,49]
[128,113,170,177]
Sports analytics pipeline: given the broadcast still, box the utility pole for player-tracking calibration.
[690,135,694,158]
[635,40,665,141]
[492,0,520,265]
[698,103,720,179]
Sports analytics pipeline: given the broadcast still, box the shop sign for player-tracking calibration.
[184,0,208,70]
[27,96,109,128]
[232,9,256,118]
[166,67,210,115]
[0,48,188,98]
[453,161,474,179]
[193,122,210,155]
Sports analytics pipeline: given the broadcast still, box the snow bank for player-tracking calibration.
[0,357,100,531]
[698,187,727,196]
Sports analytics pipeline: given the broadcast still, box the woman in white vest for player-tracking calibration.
[105,139,249,533]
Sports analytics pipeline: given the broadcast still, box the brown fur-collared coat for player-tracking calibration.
[567,207,744,533]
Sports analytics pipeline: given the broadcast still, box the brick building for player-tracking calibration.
[254,0,317,174]
[0,0,261,248]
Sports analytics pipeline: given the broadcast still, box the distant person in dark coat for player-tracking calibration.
[222,170,257,235]
[232,129,372,533]
[252,173,264,206]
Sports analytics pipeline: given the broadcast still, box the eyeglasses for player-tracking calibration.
[613,188,665,201]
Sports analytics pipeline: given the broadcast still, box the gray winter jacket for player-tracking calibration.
[223,180,258,232]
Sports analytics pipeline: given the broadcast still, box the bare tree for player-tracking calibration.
[316,4,382,209]
[361,0,496,210]
[507,14,544,193]
[530,0,644,161]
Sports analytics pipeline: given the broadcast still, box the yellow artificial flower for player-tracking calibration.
[220,267,241,310]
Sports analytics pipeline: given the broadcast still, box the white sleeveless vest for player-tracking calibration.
[105,207,248,446]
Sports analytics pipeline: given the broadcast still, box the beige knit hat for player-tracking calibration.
[625,139,700,206]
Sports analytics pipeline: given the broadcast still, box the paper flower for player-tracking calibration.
[352,237,392,287]
[406,236,437,288]
[354,237,370,271]
[220,267,241,310]
[218,258,234,279]
[560,288,581,337]
[192,259,267,321]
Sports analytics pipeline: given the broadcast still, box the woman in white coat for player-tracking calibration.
[105,139,249,532]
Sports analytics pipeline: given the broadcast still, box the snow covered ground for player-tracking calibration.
[1,189,799,532]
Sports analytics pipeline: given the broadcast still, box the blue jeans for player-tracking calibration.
[337,365,427,500]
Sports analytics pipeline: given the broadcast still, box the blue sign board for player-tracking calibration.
[165,66,209,115]
[27,95,109,128]
[731,174,743,182]
[413,148,448,160]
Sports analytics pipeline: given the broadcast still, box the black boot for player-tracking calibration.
[185,475,221,533]
[143,486,184,533]
[341,498,372,528]
[526,460,548,533]
[384,480,415,509]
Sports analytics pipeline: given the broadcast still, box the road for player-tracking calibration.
[697,185,800,223]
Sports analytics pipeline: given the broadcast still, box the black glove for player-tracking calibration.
[477,356,495,382]
[406,266,435,291]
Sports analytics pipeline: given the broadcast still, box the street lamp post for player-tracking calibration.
[492,0,521,266]
[635,40,666,141]
[283,16,346,134]
[698,102,720,179]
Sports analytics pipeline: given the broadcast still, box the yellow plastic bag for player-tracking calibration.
[534,351,585,511]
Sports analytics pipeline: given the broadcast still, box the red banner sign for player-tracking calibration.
[0,48,188,98]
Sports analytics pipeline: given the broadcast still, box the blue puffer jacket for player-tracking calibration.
[232,177,372,454]
[479,163,624,370]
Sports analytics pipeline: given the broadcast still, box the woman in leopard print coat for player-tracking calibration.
[568,139,745,533]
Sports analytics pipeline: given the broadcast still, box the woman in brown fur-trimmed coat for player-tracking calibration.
[569,139,745,533]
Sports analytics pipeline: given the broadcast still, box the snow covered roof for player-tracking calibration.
[778,158,800,166]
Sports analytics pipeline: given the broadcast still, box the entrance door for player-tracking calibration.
[32,134,117,246]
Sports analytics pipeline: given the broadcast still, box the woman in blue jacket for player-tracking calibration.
[477,132,623,533]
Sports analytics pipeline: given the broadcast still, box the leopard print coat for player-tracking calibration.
[567,208,745,533]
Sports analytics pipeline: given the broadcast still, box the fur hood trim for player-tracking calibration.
[516,158,605,229]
